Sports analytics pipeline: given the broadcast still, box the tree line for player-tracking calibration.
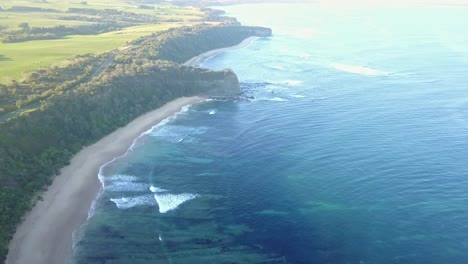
[1,23,125,43]
[0,7,161,43]
[0,24,272,262]
[0,54,107,115]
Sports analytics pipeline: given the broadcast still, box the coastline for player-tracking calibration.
[183,36,258,67]
[6,34,259,264]
[6,96,205,264]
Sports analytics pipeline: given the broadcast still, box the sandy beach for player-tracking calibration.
[6,96,204,264]
[183,36,258,67]
[6,34,258,264]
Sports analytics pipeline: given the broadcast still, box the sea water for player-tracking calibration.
[73,3,468,263]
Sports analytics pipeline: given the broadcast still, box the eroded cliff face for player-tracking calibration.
[248,27,273,37]
[172,68,240,98]
[199,69,240,97]
[144,25,273,63]
[124,25,272,97]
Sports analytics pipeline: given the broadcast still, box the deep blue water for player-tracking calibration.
[73,3,468,263]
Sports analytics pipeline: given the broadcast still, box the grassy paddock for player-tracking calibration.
[1,0,138,12]
[0,23,185,82]
[0,0,203,17]
[0,12,95,29]
[0,0,205,83]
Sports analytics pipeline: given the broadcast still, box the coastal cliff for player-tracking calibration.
[124,25,272,64]
[0,24,271,262]
[182,69,240,97]
[212,69,241,97]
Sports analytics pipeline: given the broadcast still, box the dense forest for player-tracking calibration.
[0,24,271,262]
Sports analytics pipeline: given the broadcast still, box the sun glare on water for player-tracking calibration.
[316,0,468,8]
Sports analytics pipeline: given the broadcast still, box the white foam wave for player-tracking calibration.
[180,104,192,113]
[140,104,194,139]
[105,182,147,192]
[251,97,289,102]
[97,158,123,187]
[286,80,303,86]
[177,134,190,143]
[104,174,147,192]
[107,174,138,182]
[97,101,198,187]
[291,94,306,98]
[208,109,217,115]
[141,117,172,137]
[87,189,103,219]
[270,97,288,102]
[149,125,208,143]
[330,63,386,76]
[110,195,155,209]
[264,63,287,71]
[82,100,201,247]
[154,193,198,213]
[150,185,167,193]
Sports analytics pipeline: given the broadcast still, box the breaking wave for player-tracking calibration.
[150,185,167,193]
[104,174,147,192]
[330,63,387,76]
[148,125,208,143]
[110,195,155,209]
[154,193,199,213]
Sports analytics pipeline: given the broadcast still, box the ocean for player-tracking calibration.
[73,3,468,263]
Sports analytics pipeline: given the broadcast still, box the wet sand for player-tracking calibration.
[6,96,204,264]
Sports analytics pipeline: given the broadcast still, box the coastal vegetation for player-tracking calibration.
[0,23,180,82]
[0,0,272,260]
[0,0,205,82]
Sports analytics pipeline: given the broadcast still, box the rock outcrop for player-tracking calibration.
[200,69,240,97]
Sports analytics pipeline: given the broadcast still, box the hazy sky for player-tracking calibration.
[315,0,468,8]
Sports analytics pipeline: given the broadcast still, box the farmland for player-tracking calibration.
[0,0,205,82]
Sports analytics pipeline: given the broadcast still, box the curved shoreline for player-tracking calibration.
[6,35,259,264]
[183,36,258,67]
[6,96,205,264]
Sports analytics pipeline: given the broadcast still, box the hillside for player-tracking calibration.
[0,22,271,262]
[0,0,207,82]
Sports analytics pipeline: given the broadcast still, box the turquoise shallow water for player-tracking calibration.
[73,3,468,263]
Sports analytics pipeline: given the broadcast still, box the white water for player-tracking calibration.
[154,193,199,213]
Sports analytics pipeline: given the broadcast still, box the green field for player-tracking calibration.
[0,23,184,82]
[0,0,205,83]
[0,12,96,29]
[0,0,201,13]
